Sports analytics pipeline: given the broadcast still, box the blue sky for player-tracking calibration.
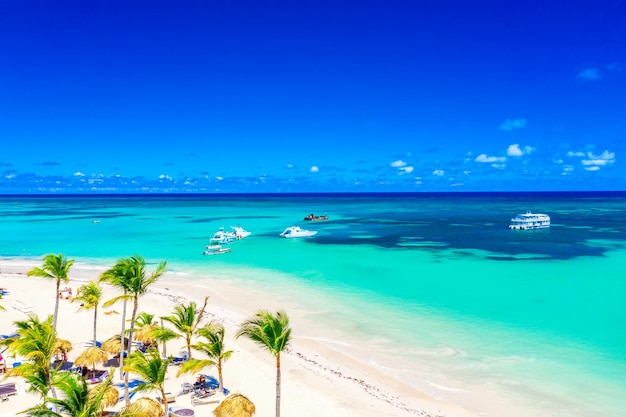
[1,0,625,193]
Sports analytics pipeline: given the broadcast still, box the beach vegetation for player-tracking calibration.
[237,310,291,417]
[23,371,118,417]
[177,322,233,393]
[0,293,6,311]
[72,281,104,347]
[100,255,166,406]
[159,296,209,359]
[3,315,59,404]
[122,349,172,415]
[27,253,75,329]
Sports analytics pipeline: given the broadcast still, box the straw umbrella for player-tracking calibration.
[213,393,256,417]
[102,334,131,355]
[53,338,73,361]
[120,397,163,417]
[74,346,108,371]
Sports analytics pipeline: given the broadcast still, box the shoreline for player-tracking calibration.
[0,258,477,417]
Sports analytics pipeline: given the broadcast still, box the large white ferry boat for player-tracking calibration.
[508,212,550,230]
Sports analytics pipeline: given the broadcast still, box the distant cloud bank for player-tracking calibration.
[499,118,527,131]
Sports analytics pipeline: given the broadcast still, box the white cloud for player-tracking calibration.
[433,170,445,176]
[309,166,319,173]
[507,144,535,157]
[215,176,223,181]
[475,154,506,163]
[585,166,601,171]
[499,118,527,131]
[158,174,172,181]
[73,171,85,177]
[491,163,506,169]
[581,150,615,168]
[398,166,414,174]
[576,67,602,82]
[286,164,294,169]
[563,166,574,172]
[390,160,407,168]
[567,151,585,157]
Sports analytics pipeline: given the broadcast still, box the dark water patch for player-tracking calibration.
[188,215,280,224]
[486,255,554,261]
[305,205,626,260]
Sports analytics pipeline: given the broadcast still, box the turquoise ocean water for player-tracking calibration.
[1,193,625,416]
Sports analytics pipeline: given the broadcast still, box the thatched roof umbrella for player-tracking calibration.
[101,334,131,355]
[52,338,74,366]
[120,398,163,417]
[53,338,73,356]
[133,323,158,346]
[74,346,109,370]
[213,393,256,417]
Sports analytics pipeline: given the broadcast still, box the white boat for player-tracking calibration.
[508,212,550,230]
[210,228,235,244]
[279,226,318,238]
[231,226,251,239]
[203,244,232,255]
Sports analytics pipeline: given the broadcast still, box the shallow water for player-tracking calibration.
[1,192,625,416]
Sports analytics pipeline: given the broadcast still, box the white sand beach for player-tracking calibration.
[0,259,480,417]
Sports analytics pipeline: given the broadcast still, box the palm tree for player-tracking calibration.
[178,322,232,393]
[133,311,160,348]
[23,371,118,417]
[27,253,74,329]
[3,315,59,403]
[160,296,209,359]
[237,310,292,417]
[71,281,103,346]
[100,255,166,406]
[99,263,131,381]
[123,349,172,415]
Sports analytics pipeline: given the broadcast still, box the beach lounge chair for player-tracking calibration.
[0,383,17,401]
[86,370,108,384]
[169,351,188,365]
[11,300,34,313]
[191,395,221,406]
[156,392,176,403]
[180,382,193,395]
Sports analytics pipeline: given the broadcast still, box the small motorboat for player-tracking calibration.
[209,228,235,244]
[203,244,232,255]
[279,226,317,238]
[304,213,329,221]
[231,226,251,239]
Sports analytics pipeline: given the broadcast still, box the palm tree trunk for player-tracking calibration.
[160,386,168,416]
[161,318,167,358]
[218,363,224,394]
[125,297,139,406]
[276,354,281,417]
[93,305,98,346]
[53,280,61,329]
[120,297,127,395]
